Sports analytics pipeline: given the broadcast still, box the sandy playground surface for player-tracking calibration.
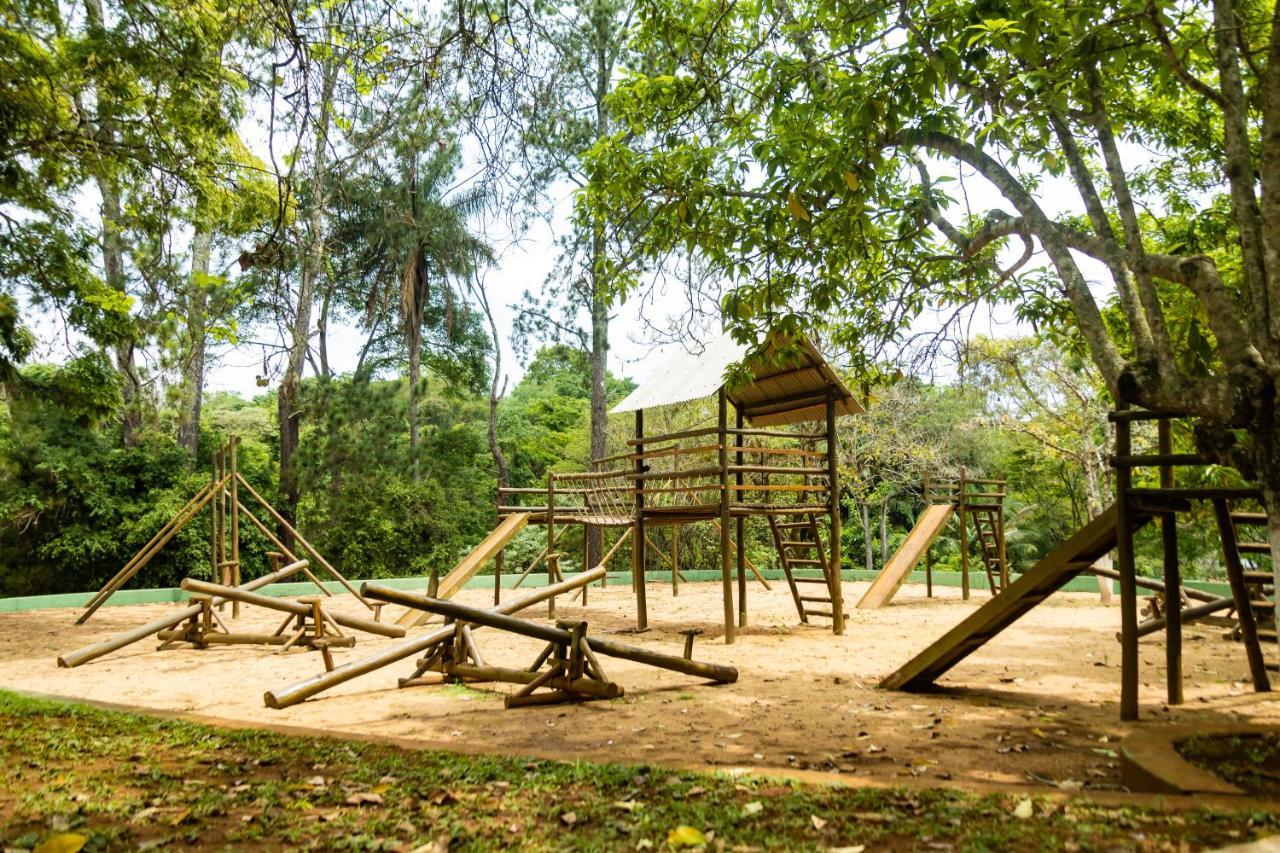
[1,578,1278,792]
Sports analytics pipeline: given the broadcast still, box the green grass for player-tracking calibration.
[0,690,1275,851]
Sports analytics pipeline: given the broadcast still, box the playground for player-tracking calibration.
[3,576,1276,792]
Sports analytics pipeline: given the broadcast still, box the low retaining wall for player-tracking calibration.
[0,568,1233,614]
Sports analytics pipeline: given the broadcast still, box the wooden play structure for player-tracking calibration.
[363,582,737,707]
[59,437,404,669]
[856,472,1008,609]
[882,408,1275,720]
[78,437,372,621]
[495,332,861,644]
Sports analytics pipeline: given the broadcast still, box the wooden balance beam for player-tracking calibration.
[59,560,313,668]
[263,567,607,709]
[179,579,404,638]
[362,582,737,707]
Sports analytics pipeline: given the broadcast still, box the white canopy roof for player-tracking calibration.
[611,332,862,426]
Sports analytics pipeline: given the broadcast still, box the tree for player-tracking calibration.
[508,0,641,568]
[585,0,1280,581]
[2,0,255,446]
[965,337,1114,598]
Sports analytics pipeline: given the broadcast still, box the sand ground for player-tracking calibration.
[2,578,1277,792]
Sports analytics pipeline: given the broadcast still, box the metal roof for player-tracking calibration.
[611,331,862,426]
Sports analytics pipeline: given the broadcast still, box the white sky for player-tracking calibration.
[27,102,1118,402]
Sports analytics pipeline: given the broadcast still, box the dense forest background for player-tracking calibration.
[0,334,1238,597]
[2,0,1266,597]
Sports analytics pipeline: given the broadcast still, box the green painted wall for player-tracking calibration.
[0,569,1232,613]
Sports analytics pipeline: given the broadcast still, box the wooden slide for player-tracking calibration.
[880,504,1155,691]
[856,503,955,609]
[398,512,531,627]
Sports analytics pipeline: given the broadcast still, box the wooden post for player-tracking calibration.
[718,389,734,644]
[210,448,220,590]
[959,468,969,600]
[827,389,844,634]
[230,439,241,618]
[1115,412,1140,721]
[1158,419,1182,705]
[923,472,933,598]
[547,473,556,619]
[633,409,648,630]
[736,406,746,628]
[996,477,1008,590]
[495,490,504,606]
[671,525,679,596]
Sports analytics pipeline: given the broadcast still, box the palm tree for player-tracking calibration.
[328,132,491,480]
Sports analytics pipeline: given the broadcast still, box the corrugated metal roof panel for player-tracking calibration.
[611,331,862,425]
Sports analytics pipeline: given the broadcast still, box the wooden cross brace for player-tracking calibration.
[396,618,624,708]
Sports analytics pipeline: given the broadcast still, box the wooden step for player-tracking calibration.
[782,540,818,549]
[1245,571,1276,583]
[799,595,832,603]
[1233,512,1269,525]
[789,558,823,566]
[1239,542,1274,554]
[795,577,830,584]
[776,521,812,529]
[804,608,835,618]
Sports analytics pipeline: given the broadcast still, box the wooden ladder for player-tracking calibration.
[968,503,1005,595]
[1227,508,1276,648]
[769,513,837,625]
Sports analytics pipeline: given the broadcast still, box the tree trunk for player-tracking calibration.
[861,501,873,571]
[1082,430,1113,602]
[278,60,335,544]
[96,173,139,447]
[1263,485,1280,649]
[879,498,888,566]
[177,228,212,459]
[478,281,510,492]
[584,10,612,571]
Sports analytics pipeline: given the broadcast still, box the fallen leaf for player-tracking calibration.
[742,801,764,816]
[307,775,326,787]
[168,808,192,827]
[853,812,888,823]
[34,834,86,853]
[560,811,578,826]
[667,825,707,848]
[685,786,706,797]
[346,792,385,806]
[410,839,450,853]
[811,815,828,831]
[827,847,865,853]
[1012,798,1034,819]
[613,800,640,812]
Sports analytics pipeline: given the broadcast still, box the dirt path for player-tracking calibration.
[2,579,1276,792]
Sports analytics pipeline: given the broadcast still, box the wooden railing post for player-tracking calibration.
[959,467,969,601]
[826,388,844,634]
[547,473,556,619]
[1158,418,1182,705]
[230,439,241,617]
[633,410,648,630]
[1114,407,1139,720]
[718,389,734,644]
[736,406,746,627]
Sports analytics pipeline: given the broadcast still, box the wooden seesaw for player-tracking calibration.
[265,567,607,708]
[361,582,738,708]
[57,560,406,669]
